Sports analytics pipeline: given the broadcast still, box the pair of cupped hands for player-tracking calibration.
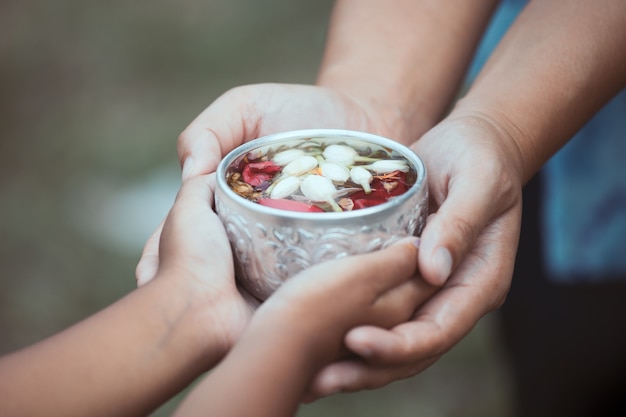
[135,83,523,398]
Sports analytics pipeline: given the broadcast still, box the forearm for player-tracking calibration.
[455,0,626,183]
[317,0,499,143]
[174,316,331,417]
[0,277,222,417]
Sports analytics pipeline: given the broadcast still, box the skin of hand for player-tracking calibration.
[309,0,626,397]
[307,113,523,396]
[154,173,257,353]
[0,175,254,417]
[173,238,438,417]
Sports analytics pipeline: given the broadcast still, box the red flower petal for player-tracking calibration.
[242,161,281,186]
[258,198,325,213]
[348,173,410,209]
[353,198,388,210]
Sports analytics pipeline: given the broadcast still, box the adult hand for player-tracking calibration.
[136,82,416,285]
[307,111,524,396]
[177,83,419,180]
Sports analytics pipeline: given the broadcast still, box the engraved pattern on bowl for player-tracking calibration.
[215,129,428,300]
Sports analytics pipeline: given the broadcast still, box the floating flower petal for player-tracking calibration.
[338,198,354,211]
[258,198,324,212]
[242,161,282,186]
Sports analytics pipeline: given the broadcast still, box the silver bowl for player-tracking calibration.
[215,129,428,300]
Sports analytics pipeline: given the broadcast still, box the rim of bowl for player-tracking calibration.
[216,129,427,221]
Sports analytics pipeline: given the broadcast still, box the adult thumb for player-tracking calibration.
[417,175,499,286]
[177,87,261,180]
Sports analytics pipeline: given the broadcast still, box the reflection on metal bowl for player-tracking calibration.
[215,129,428,300]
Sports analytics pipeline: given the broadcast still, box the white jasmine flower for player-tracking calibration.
[269,176,301,199]
[272,149,305,166]
[350,166,373,194]
[367,159,410,174]
[300,175,342,212]
[322,144,359,166]
[281,155,318,177]
[320,161,350,183]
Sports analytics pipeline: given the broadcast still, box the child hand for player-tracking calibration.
[149,174,257,361]
[257,237,438,365]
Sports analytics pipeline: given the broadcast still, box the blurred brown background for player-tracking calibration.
[0,1,512,415]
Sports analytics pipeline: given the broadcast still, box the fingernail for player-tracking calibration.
[182,157,195,181]
[136,270,154,287]
[136,257,158,287]
[321,378,343,396]
[431,247,452,285]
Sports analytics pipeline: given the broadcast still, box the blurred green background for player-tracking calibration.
[0,1,513,415]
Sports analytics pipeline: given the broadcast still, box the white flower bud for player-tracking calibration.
[272,149,305,166]
[368,159,409,174]
[322,144,359,166]
[270,176,301,199]
[320,161,350,183]
[300,175,336,201]
[350,166,373,194]
[281,155,318,176]
[301,175,343,212]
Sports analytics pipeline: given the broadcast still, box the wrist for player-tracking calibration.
[449,98,533,184]
[317,73,439,145]
[317,0,500,145]
[253,300,344,368]
[148,270,245,370]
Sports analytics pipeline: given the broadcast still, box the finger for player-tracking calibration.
[289,236,421,298]
[138,174,218,285]
[135,220,164,287]
[172,173,217,207]
[307,282,488,396]
[363,237,421,293]
[344,319,448,366]
[344,272,499,366]
[178,87,262,180]
[159,173,221,257]
[307,356,439,398]
[417,164,510,286]
[368,274,438,327]
[339,206,519,375]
